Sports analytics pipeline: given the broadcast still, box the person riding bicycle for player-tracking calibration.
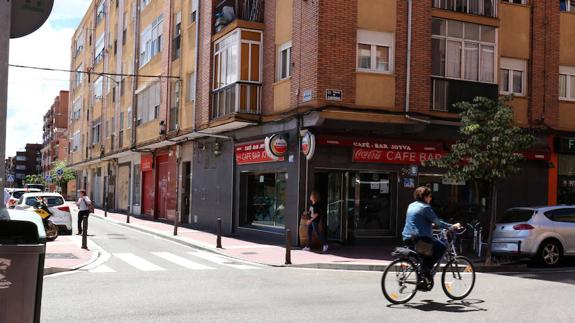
[402,186,461,284]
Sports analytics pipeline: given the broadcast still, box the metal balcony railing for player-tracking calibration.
[433,0,497,18]
[211,82,261,120]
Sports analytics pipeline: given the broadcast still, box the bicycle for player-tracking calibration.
[381,226,476,304]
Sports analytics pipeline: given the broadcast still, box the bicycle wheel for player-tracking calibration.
[441,256,476,300]
[381,258,419,304]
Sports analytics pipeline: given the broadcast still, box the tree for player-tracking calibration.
[50,161,76,192]
[426,96,535,265]
[25,174,46,186]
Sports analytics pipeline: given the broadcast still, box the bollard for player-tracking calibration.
[81,215,88,249]
[216,218,222,248]
[285,228,292,265]
[127,214,130,224]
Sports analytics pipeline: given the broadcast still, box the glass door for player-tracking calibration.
[326,172,346,242]
[353,172,395,237]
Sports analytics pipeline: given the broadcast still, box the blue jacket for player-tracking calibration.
[402,201,452,241]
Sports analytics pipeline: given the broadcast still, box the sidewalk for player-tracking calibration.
[44,235,98,275]
[88,207,528,272]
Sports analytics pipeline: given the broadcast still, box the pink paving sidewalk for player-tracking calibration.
[44,235,98,275]
[90,208,395,271]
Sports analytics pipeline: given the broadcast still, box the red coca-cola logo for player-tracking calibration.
[354,149,383,161]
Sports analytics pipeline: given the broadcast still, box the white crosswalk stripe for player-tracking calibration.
[114,253,166,271]
[188,251,260,270]
[152,252,215,270]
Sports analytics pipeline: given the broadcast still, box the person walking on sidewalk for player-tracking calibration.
[303,191,328,253]
[76,189,91,235]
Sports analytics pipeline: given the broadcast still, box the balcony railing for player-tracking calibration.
[433,0,497,18]
[214,0,264,32]
[211,82,261,120]
[432,77,498,112]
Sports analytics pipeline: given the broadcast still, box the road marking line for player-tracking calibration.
[153,252,215,270]
[89,265,115,273]
[188,251,260,270]
[114,253,166,271]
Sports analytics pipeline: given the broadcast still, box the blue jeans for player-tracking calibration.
[404,236,446,271]
[307,220,326,247]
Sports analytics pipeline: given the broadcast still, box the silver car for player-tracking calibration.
[492,206,575,266]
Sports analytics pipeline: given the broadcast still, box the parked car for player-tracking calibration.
[13,192,72,235]
[492,206,575,266]
[24,183,45,192]
[5,188,41,209]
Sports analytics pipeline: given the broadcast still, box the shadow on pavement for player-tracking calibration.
[389,299,487,313]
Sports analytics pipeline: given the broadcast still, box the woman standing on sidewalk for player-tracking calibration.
[303,191,328,253]
[76,189,91,235]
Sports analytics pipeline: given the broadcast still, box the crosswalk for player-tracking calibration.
[85,250,261,273]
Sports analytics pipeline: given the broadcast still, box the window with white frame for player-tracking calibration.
[190,0,198,23]
[75,64,84,88]
[559,66,575,100]
[499,58,526,96]
[137,82,161,124]
[139,14,163,67]
[432,18,496,83]
[96,1,105,25]
[357,30,393,73]
[92,119,101,145]
[75,31,85,56]
[73,97,82,120]
[187,72,196,101]
[93,76,103,99]
[277,41,292,81]
[433,0,496,17]
[213,31,239,89]
[94,34,105,64]
[561,0,575,12]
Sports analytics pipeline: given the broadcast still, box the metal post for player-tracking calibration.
[81,215,88,249]
[0,0,10,220]
[216,218,222,248]
[285,228,292,265]
[174,145,181,236]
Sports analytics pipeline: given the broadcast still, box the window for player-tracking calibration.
[72,97,82,120]
[139,14,163,67]
[242,172,287,229]
[75,31,85,57]
[356,30,393,73]
[561,0,575,12]
[187,72,196,102]
[433,0,497,17]
[277,42,292,81]
[545,208,575,223]
[432,18,496,83]
[213,32,239,89]
[93,76,103,100]
[137,82,161,124]
[127,107,132,129]
[92,119,101,145]
[499,58,526,96]
[72,131,80,151]
[503,0,526,4]
[190,0,198,23]
[94,34,105,64]
[122,12,128,46]
[75,64,84,88]
[172,12,182,60]
[559,66,575,100]
[96,1,105,25]
[141,0,151,10]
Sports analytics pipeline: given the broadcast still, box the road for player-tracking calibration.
[40,216,575,322]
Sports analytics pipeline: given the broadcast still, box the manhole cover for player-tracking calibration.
[241,252,258,255]
[45,253,79,259]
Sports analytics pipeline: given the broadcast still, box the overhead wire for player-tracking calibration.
[8,63,181,80]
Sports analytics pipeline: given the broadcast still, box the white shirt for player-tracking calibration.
[77,196,91,211]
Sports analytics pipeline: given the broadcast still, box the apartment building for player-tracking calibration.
[8,144,43,188]
[68,0,575,246]
[41,90,70,191]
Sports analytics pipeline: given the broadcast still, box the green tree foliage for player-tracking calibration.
[427,96,535,264]
[50,161,76,190]
[24,174,46,186]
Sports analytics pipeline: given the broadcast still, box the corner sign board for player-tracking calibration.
[10,0,54,39]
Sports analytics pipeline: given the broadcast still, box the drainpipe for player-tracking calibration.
[192,0,200,132]
[131,0,141,148]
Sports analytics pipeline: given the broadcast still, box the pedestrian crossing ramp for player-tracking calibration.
[83,250,262,273]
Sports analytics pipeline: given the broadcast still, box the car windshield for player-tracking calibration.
[25,196,64,207]
[12,191,26,199]
[499,209,535,223]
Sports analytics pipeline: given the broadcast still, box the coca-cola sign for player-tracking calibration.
[353,148,445,165]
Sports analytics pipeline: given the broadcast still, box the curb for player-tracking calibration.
[43,249,101,276]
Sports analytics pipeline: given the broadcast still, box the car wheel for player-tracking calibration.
[538,240,562,266]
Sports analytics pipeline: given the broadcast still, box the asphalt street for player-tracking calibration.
[39,216,575,323]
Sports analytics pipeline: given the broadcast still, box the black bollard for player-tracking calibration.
[81,215,88,249]
[285,228,292,265]
[216,218,222,248]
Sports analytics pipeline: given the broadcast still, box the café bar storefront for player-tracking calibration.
[232,129,550,246]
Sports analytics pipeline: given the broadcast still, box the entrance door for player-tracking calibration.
[156,155,169,219]
[181,162,192,224]
[314,172,349,242]
[353,173,396,237]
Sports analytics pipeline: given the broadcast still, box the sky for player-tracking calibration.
[7,0,91,157]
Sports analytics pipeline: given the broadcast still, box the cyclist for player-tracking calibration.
[402,186,461,285]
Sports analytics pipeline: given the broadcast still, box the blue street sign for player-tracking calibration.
[7,175,14,183]
[56,168,64,176]
[45,175,51,182]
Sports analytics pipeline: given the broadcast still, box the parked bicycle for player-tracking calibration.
[381,226,476,304]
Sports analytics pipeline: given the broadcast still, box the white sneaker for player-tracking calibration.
[303,247,311,251]
[322,245,329,252]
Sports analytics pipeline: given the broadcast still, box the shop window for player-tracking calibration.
[242,172,287,229]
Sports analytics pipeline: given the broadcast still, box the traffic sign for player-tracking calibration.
[10,0,54,38]
[7,175,14,183]
[45,175,51,183]
[56,168,64,176]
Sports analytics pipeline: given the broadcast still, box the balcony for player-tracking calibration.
[211,82,261,120]
[433,0,497,18]
[214,0,264,33]
[432,77,498,112]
